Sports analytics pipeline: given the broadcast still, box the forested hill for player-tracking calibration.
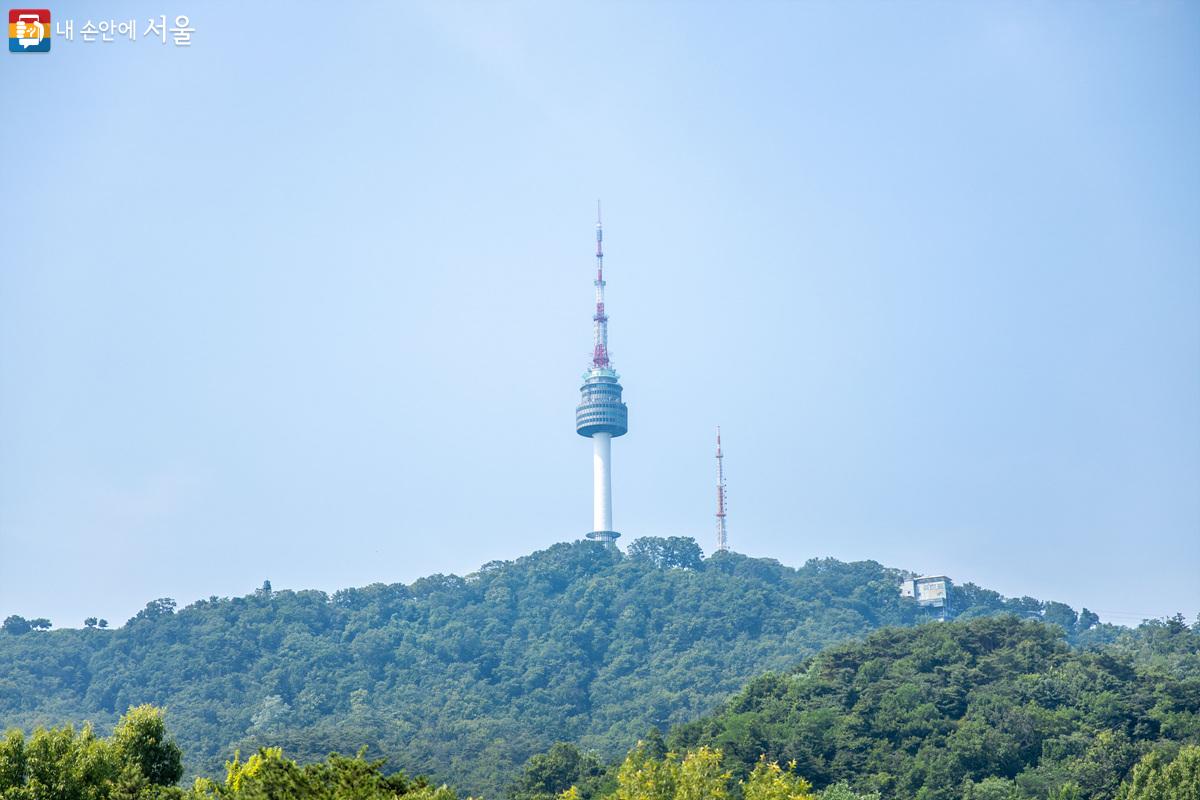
[0,538,1114,796]
[665,615,1200,800]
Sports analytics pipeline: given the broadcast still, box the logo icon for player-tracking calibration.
[9,9,50,52]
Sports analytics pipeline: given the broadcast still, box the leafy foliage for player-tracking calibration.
[1115,745,1200,800]
[193,747,461,800]
[1,617,49,635]
[110,706,183,788]
[0,705,183,800]
[0,707,463,800]
[0,540,1128,796]
[558,743,872,800]
[506,743,607,800]
[667,616,1200,800]
[3,615,1195,800]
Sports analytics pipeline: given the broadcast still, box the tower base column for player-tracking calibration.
[592,432,612,533]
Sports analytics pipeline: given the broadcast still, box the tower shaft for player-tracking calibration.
[593,433,613,532]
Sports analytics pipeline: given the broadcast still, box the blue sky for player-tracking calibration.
[2,1,1197,628]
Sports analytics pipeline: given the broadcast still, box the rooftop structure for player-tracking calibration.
[900,575,953,620]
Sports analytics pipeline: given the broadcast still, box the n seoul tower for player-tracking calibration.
[575,203,629,547]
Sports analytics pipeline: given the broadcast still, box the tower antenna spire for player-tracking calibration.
[715,426,728,552]
[592,199,609,368]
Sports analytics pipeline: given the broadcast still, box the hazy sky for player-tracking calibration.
[2,1,1197,629]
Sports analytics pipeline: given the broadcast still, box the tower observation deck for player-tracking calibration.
[576,203,628,546]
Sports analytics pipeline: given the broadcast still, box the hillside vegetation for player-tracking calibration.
[0,539,1117,796]
[4,618,1197,800]
[662,615,1200,800]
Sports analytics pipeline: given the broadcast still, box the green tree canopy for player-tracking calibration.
[1116,746,1200,800]
[0,541,1131,796]
[111,705,184,787]
[668,616,1200,800]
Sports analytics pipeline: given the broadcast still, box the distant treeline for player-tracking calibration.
[0,539,1149,796]
[4,614,1198,799]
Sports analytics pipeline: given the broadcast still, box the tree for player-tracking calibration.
[1004,596,1043,618]
[2,615,31,635]
[29,618,51,630]
[818,783,880,800]
[1042,602,1078,634]
[1078,608,1100,631]
[626,537,703,570]
[509,743,602,799]
[0,728,28,789]
[0,722,114,799]
[249,695,291,736]
[85,617,99,629]
[199,745,462,799]
[744,759,814,800]
[131,599,176,623]
[962,777,1018,800]
[1116,746,1200,800]
[1047,783,1083,800]
[109,761,158,800]
[641,730,667,761]
[111,705,183,786]
[0,705,461,799]
[98,619,109,629]
[613,741,677,800]
[675,747,730,800]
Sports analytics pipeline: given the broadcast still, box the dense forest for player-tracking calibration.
[663,615,1200,800]
[0,540,1134,796]
[3,616,1197,799]
[0,704,889,799]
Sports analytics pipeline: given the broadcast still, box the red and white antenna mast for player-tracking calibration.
[592,200,610,369]
[715,426,728,552]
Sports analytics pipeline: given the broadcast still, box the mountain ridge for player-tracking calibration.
[0,538,1121,797]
